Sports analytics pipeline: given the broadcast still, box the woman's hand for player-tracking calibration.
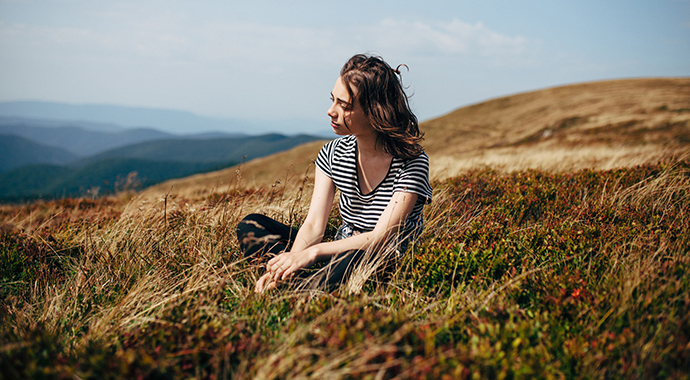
[255,248,318,293]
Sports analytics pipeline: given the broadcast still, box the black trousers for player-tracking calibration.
[236,213,366,289]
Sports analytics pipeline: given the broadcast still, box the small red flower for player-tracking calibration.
[571,288,581,298]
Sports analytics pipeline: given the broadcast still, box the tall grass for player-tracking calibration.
[1,159,689,379]
[430,145,688,181]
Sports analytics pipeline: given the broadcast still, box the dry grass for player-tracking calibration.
[423,77,690,179]
[422,78,690,154]
[430,145,689,180]
[2,159,689,378]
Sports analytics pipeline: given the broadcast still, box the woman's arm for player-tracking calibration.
[289,167,336,253]
[256,189,419,292]
[254,167,335,292]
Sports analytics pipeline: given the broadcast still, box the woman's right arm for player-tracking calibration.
[254,167,334,292]
[290,167,335,253]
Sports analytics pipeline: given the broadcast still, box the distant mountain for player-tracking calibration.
[0,165,74,200]
[0,101,328,135]
[0,117,248,156]
[0,101,245,134]
[0,135,78,172]
[80,133,322,165]
[0,115,125,132]
[0,132,323,201]
[0,118,173,156]
[0,159,220,201]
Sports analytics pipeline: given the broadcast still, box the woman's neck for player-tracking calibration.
[354,130,388,159]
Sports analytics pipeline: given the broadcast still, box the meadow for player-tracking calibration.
[2,78,689,379]
[1,156,688,379]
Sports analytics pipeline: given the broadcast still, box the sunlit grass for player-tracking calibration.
[1,159,689,379]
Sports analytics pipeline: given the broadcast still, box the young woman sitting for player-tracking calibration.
[236,54,432,293]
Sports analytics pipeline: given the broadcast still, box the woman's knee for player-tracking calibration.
[239,213,271,226]
[236,213,269,236]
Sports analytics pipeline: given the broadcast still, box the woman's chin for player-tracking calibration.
[332,126,348,136]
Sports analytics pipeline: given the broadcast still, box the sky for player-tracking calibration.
[0,0,689,134]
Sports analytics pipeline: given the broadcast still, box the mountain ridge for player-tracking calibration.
[0,135,78,172]
[77,134,321,165]
[0,116,248,157]
[0,101,249,135]
[0,133,324,201]
[0,101,328,135]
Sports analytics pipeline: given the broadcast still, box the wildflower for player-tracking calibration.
[571,288,582,299]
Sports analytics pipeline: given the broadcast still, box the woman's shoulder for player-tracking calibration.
[394,149,432,201]
[335,134,357,147]
[320,135,356,154]
[317,135,355,168]
[399,149,429,168]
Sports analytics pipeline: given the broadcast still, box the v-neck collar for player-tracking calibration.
[354,140,394,197]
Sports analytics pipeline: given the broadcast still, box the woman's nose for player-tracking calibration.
[327,102,337,118]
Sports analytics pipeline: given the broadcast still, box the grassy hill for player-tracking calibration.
[1,78,688,379]
[142,78,690,200]
[423,77,690,177]
[142,140,328,199]
[2,159,688,379]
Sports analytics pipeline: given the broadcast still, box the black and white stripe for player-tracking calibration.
[316,135,433,240]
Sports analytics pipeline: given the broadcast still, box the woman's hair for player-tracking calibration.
[340,54,424,159]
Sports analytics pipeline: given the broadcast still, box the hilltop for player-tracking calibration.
[142,77,690,199]
[424,77,690,177]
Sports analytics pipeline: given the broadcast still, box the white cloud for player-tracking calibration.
[0,13,535,67]
[0,9,539,121]
[356,18,532,58]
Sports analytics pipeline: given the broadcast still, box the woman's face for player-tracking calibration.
[327,76,372,136]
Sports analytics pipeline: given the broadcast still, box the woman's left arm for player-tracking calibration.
[263,190,419,286]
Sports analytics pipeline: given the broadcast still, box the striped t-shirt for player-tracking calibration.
[315,135,433,242]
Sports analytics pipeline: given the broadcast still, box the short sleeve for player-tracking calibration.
[393,152,433,204]
[315,139,336,178]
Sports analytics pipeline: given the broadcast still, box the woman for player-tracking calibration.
[236,54,432,293]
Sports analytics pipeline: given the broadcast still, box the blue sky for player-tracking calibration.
[1,0,688,134]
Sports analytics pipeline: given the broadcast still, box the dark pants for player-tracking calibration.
[236,213,366,289]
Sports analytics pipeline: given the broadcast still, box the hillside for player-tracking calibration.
[0,135,78,172]
[0,159,223,202]
[0,134,325,201]
[0,117,248,157]
[2,158,688,379]
[423,77,690,178]
[142,140,328,199]
[142,78,690,199]
[80,134,321,165]
[0,120,173,157]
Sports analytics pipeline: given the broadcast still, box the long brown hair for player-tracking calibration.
[340,54,424,159]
